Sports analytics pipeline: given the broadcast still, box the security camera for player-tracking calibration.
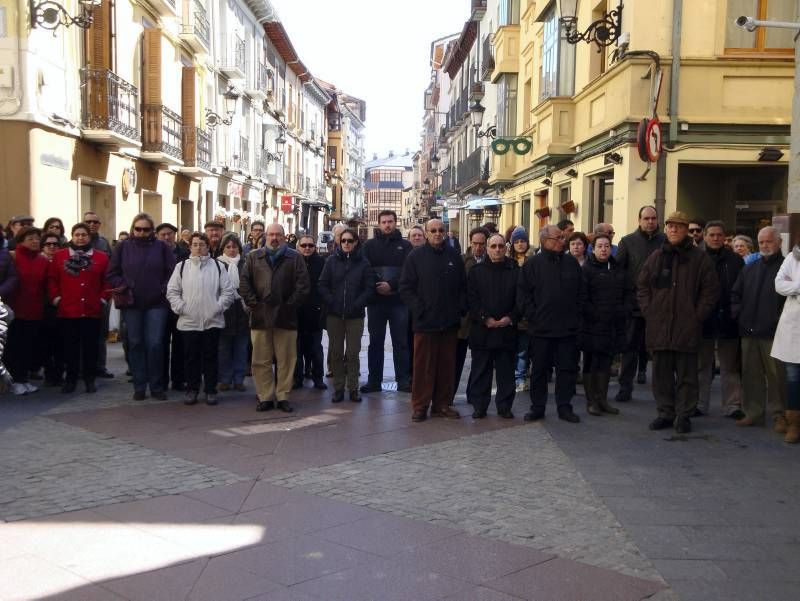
[736,16,757,32]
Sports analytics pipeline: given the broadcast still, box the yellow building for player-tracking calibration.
[486,0,794,241]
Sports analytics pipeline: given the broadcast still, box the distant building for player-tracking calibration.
[364,152,414,236]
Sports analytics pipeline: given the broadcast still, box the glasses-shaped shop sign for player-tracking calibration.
[491,138,533,156]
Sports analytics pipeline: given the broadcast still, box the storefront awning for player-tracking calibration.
[455,196,503,210]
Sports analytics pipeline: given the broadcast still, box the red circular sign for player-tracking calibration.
[645,118,662,162]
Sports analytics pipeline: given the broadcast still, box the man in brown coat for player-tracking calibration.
[240,224,310,413]
[637,211,719,434]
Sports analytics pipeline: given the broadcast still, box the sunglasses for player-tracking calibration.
[688,228,702,233]
[428,228,445,233]
[299,243,315,248]
[340,238,356,244]
[134,227,152,233]
[85,220,100,225]
[44,242,60,247]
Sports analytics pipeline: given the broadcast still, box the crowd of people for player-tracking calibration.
[1,207,798,444]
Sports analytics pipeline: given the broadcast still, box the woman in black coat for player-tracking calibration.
[318,228,375,403]
[294,234,327,389]
[581,234,633,416]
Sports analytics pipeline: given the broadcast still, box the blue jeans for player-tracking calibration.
[218,331,249,386]
[515,331,531,384]
[123,307,169,394]
[786,362,800,411]
[366,303,410,386]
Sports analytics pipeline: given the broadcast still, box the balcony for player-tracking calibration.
[489,149,517,185]
[470,0,486,21]
[532,98,574,162]
[469,82,485,102]
[234,136,249,173]
[148,0,176,17]
[180,126,212,175]
[491,25,520,83]
[219,35,246,80]
[179,0,209,53]
[456,148,487,192]
[440,166,452,194]
[481,35,494,81]
[141,104,183,164]
[245,63,271,101]
[79,68,141,147]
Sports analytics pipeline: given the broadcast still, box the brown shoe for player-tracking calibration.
[431,407,461,419]
[411,410,427,423]
[736,415,758,427]
[784,410,800,444]
[774,414,788,434]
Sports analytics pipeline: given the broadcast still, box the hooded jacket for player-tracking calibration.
[318,247,375,319]
[166,255,234,331]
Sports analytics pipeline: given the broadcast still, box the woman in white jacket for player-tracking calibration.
[771,242,800,444]
[167,232,234,405]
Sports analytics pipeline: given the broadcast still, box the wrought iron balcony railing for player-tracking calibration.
[80,68,140,142]
[182,126,211,170]
[481,34,495,81]
[142,104,182,159]
[182,0,209,49]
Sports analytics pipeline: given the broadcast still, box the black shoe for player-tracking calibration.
[359,383,382,393]
[691,408,706,418]
[332,390,344,403]
[205,393,218,406]
[125,369,132,376]
[133,391,147,401]
[728,409,746,420]
[292,381,303,390]
[172,382,186,391]
[29,371,43,381]
[498,410,515,419]
[97,369,114,379]
[523,409,545,422]
[472,410,487,419]
[277,400,294,413]
[412,411,427,422]
[256,400,275,412]
[151,391,167,401]
[85,380,97,393]
[558,408,581,423]
[349,391,362,403]
[615,390,631,403]
[636,371,647,385]
[675,417,692,434]
[313,380,328,390]
[397,383,412,393]
[184,391,198,406]
[61,381,77,394]
[649,416,673,430]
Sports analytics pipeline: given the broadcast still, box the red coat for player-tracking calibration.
[47,248,110,319]
[10,246,49,320]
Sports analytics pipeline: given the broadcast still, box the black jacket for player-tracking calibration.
[222,257,249,335]
[580,255,633,354]
[702,246,744,339]
[517,248,585,338]
[361,229,412,305]
[615,228,666,315]
[298,252,326,332]
[318,248,376,319]
[731,251,785,339]
[467,257,519,351]
[400,243,466,333]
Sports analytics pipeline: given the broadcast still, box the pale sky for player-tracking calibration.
[271,0,467,160]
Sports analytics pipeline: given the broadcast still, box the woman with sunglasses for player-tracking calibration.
[107,213,176,401]
[318,228,375,403]
[43,218,67,246]
[47,223,110,393]
[294,234,327,390]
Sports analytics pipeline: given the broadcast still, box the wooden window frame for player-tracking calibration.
[724,0,795,56]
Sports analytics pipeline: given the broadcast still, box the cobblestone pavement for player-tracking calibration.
[269,425,661,581]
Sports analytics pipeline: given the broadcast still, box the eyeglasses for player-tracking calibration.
[299,243,315,248]
[85,220,100,225]
[134,227,152,233]
[340,238,356,244]
[488,244,505,249]
[546,236,566,241]
[428,228,445,233]
[44,242,59,247]
[688,228,702,233]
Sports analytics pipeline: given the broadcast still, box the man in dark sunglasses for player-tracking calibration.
[688,219,705,247]
[399,219,466,422]
[84,211,114,378]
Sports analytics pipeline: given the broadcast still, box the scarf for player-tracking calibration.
[654,236,693,288]
[264,243,287,267]
[217,253,241,294]
[64,243,93,276]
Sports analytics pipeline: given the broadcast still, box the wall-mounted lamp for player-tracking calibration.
[205,86,241,129]
[604,152,624,165]
[470,100,497,139]
[542,177,553,186]
[758,147,784,162]
[30,0,99,33]
[558,0,624,52]
[565,168,579,178]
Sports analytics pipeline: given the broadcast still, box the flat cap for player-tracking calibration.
[10,215,34,224]
[664,211,690,226]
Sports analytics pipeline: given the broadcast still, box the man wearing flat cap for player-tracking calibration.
[6,216,34,251]
[637,211,719,434]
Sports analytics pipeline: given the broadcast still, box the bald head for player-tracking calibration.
[540,225,565,252]
[425,219,446,247]
[265,223,285,249]
[758,226,781,258]
[593,222,615,241]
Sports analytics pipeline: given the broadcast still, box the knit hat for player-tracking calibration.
[510,226,529,244]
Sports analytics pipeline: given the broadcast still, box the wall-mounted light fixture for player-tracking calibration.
[30,0,99,33]
[565,168,579,178]
[205,86,241,129]
[758,147,784,162]
[470,101,497,139]
[542,177,553,186]
[604,152,624,165]
[558,0,624,52]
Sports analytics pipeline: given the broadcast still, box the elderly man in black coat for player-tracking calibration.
[516,224,585,423]
[467,233,519,419]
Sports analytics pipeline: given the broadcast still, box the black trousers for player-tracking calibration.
[619,316,648,394]
[162,312,185,387]
[7,319,40,384]
[453,337,469,401]
[182,328,221,394]
[468,348,516,413]
[295,329,324,382]
[652,350,698,420]
[529,336,578,410]
[61,318,100,383]
[40,318,64,383]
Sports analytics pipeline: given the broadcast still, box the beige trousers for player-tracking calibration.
[251,328,297,402]
[741,336,786,422]
[697,337,743,415]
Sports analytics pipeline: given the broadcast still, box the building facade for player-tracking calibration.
[363,152,414,236]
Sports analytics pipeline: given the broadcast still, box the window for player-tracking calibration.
[496,74,518,137]
[725,0,798,53]
[498,0,520,26]
[539,7,576,100]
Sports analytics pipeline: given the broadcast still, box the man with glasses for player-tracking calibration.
[244,221,265,254]
[84,211,114,379]
[361,210,413,394]
[240,223,310,413]
[400,219,466,422]
[517,224,584,423]
[615,206,666,401]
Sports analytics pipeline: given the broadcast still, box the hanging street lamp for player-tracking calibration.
[557,0,624,52]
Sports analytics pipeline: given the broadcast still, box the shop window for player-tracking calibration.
[725,0,798,54]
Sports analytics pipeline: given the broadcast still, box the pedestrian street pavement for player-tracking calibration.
[0,338,798,601]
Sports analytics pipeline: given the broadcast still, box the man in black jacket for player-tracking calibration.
[517,224,585,423]
[400,219,466,422]
[467,234,518,419]
[614,206,666,401]
[360,210,413,393]
[697,220,744,418]
[731,226,787,432]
